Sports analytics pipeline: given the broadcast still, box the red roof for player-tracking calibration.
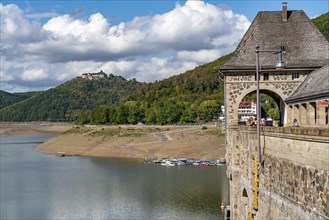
[239,101,254,108]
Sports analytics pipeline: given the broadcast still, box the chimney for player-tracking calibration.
[282,2,288,22]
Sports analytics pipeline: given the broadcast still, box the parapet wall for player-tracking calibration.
[226,126,329,219]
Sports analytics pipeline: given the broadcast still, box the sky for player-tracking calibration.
[1,0,328,93]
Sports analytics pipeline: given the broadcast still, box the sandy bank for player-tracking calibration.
[35,125,226,160]
[0,123,73,136]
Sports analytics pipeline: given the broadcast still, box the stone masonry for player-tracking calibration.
[225,126,329,220]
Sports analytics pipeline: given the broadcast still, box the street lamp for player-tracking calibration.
[255,45,285,164]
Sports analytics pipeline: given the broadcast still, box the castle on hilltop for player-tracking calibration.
[81,70,107,80]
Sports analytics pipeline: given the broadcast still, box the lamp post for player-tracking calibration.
[256,46,261,164]
[255,46,285,164]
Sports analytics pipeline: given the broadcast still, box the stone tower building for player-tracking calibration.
[219,3,329,220]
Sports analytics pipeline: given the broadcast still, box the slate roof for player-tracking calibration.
[220,10,329,70]
[285,65,329,104]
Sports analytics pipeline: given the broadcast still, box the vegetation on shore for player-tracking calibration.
[63,125,223,139]
[64,126,148,138]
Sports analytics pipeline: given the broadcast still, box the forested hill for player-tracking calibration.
[312,12,329,42]
[76,54,232,125]
[0,90,41,109]
[0,75,142,122]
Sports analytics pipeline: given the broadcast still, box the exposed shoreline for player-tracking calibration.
[1,123,226,160]
[0,122,73,136]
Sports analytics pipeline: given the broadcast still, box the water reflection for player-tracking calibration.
[1,136,229,219]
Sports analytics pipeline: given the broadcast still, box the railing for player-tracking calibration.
[238,125,329,137]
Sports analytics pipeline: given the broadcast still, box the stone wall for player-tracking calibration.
[256,155,329,219]
[226,126,329,219]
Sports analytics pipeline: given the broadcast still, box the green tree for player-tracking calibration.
[115,105,128,124]
[267,107,280,120]
[91,106,107,124]
[124,101,143,124]
[179,102,197,124]
[197,100,219,122]
[144,107,158,124]
[77,111,91,125]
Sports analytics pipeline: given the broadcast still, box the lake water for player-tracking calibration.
[0,135,229,219]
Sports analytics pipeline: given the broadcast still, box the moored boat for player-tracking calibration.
[161,160,176,166]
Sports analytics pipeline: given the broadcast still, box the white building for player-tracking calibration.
[238,101,256,121]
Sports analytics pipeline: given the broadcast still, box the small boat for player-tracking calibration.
[193,161,201,165]
[176,160,187,166]
[199,161,211,166]
[161,160,176,166]
[217,158,226,165]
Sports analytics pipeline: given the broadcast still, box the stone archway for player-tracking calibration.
[234,88,285,126]
[224,76,301,127]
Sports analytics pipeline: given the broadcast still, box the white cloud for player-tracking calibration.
[43,13,108,40]
[0,1,250,92]
[177,49,222,63]
[0,3,43,43]
[21,68,48,81]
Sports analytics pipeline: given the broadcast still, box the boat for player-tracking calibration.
[217,158,226,165]
[161,160,176,166]
[176,160,187,166]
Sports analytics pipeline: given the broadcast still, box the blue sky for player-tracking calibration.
[6,0,328,22]
[1,0,328,92]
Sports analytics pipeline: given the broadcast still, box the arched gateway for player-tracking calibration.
[222,69,309,127]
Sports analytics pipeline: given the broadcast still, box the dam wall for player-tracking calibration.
[225,126,329,219]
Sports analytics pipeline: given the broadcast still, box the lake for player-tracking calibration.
[0,135,229,219]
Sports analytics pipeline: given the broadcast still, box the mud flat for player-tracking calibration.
[35,125,226,160]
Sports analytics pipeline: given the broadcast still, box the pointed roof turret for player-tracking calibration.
[221,5,329,71]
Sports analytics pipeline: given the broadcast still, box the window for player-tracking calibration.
[263,73,269,81]
[292,73,299,80]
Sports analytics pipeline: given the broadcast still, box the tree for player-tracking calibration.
[124,101,143,124]
[267,107,280,120]
[115,105,128,124]
[198,100,219,122]
[90,106,107,124]
[144,107,158,124]
[77,111,91,125]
